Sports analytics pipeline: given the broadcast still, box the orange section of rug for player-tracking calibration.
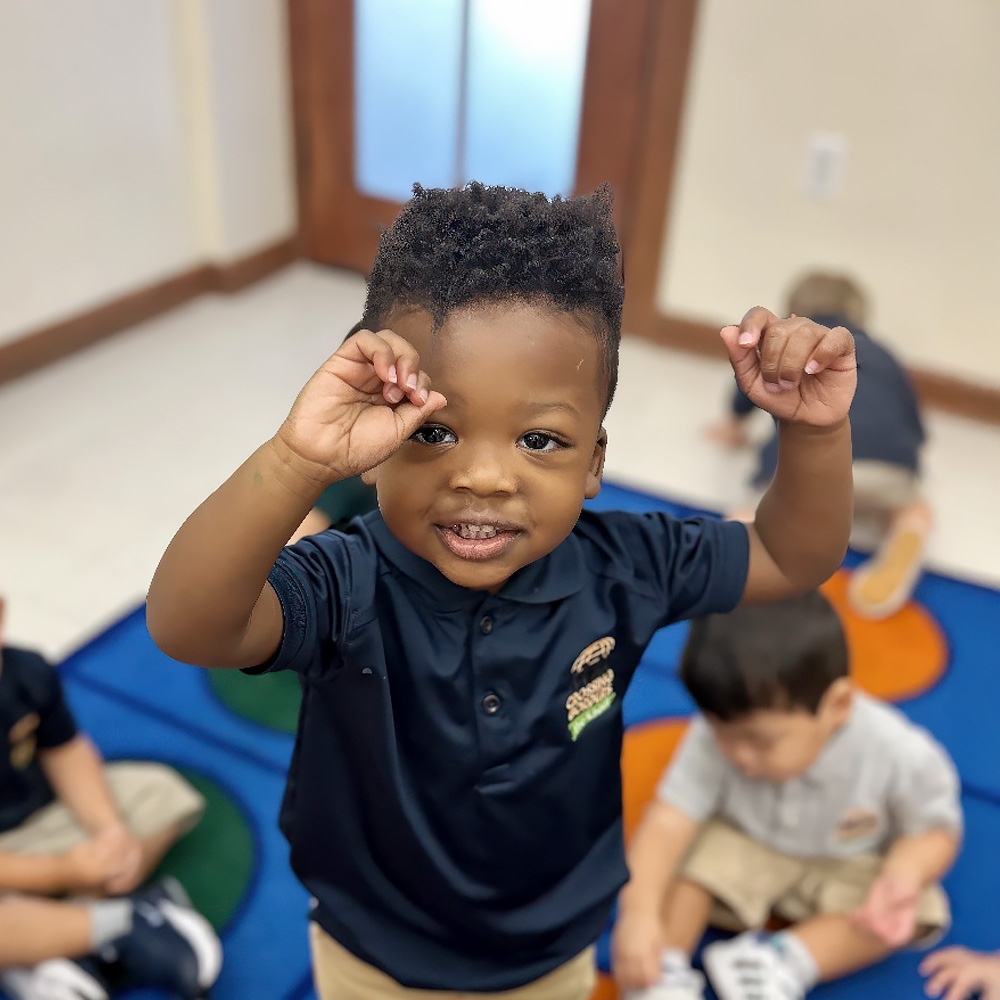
[590,971,618,1000]
[821,568,948,701]
[621,718,690,844]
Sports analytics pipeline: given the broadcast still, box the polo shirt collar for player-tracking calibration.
[365,512,585,610]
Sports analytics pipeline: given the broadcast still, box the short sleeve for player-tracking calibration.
[21,652,78,749]
[655,717,727,823]
[888,731,963,837]
[245,532,352,679]
[622,512,749,623]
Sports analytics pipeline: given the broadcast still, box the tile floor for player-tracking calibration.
[2,263,998,660]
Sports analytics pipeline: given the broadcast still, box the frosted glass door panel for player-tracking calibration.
[354,0,463,200]
[464,0,591,196]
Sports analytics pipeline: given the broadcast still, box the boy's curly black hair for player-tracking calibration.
[361,182,625,411]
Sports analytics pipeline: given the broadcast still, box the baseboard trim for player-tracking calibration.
[0,236,300,387]
[630,314,1000,425]
[207,235,300,293]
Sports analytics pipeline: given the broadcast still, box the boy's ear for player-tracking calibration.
[360,466,379,487]
[823,677,853,726]
[585,428,607,499]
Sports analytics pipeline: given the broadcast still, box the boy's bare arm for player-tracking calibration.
[618,801,699,915]
[613,801,699,989]
[39,736,122,834]
[718,309,856,602]
[882,828,961,886]
[147,329,446,668]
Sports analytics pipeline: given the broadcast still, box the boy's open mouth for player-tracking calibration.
[434,522,522,561]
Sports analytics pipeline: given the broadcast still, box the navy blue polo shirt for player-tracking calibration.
[0,646,78,833]
[258,508,748,990]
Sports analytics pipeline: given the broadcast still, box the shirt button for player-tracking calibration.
[482,692,501,715]
[479,615,493,635]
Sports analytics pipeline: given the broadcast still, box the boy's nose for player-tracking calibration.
[448,445,517,496]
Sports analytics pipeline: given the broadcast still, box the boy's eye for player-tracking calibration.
[410,425,455,446]
[518,431,563,452]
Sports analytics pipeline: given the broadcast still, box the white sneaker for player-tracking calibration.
[702,933,804,1000]
[624,965,707,1000]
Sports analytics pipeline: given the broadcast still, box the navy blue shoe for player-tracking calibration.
[110,878,222,999]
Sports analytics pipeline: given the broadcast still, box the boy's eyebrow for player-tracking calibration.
[516,401,582,417]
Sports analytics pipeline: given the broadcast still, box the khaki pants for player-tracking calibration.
[0,762,204,856]
[309,923,596,1000]
[681,821,949,946]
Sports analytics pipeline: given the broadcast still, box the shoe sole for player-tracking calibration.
[849,527,925,619]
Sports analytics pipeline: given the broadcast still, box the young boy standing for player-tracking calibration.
[613,591,961,1000]
[146,183,857,999]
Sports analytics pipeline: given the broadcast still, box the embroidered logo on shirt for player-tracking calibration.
[566,637,616,741]
[835,807,882,843]
[8,713,40,770]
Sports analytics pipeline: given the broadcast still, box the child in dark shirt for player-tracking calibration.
[0,597,221,1000]
[147,182,857,999]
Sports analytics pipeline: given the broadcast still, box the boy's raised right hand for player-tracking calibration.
[274,328,446,485]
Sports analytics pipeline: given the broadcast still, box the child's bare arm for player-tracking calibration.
[719,308,856,602]
[882,828,961,887]
[613,801,699,990]
[39,736,121,835]
[147,330,446,668]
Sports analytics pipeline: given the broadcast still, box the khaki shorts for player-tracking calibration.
[680,821,949,946]
[309,922,596,1000]
[0,762,204,856]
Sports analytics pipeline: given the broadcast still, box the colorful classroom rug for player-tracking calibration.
[18,481,998,1000]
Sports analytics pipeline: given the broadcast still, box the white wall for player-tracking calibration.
[658,0,1000,388]
[0,0,297,348]
[181,0,297,260]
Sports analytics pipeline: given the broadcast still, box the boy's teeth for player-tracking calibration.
[454,523,499,540]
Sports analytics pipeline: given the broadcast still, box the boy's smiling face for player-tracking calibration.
[366,301,608,592]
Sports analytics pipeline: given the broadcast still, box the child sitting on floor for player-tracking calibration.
[613,590,962,1000]
[0,596,221,1000]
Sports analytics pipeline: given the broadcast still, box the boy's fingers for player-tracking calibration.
[337,328,424,390]
[737,305,779,348]
[942,970,977,1000]
[921,950,965,975]
[757,322,791,392]
[803,324,855,375]
[392,390,447,436]
[774,321,823,390]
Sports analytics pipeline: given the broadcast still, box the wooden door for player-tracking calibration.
[288,0,662,275]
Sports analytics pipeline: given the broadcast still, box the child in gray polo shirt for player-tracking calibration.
[613,590,962,1000]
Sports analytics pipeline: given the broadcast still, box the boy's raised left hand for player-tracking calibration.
[721,307,856,426]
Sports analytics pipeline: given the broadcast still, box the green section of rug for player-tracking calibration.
[207,667,302,734]
[151,770,254,930]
